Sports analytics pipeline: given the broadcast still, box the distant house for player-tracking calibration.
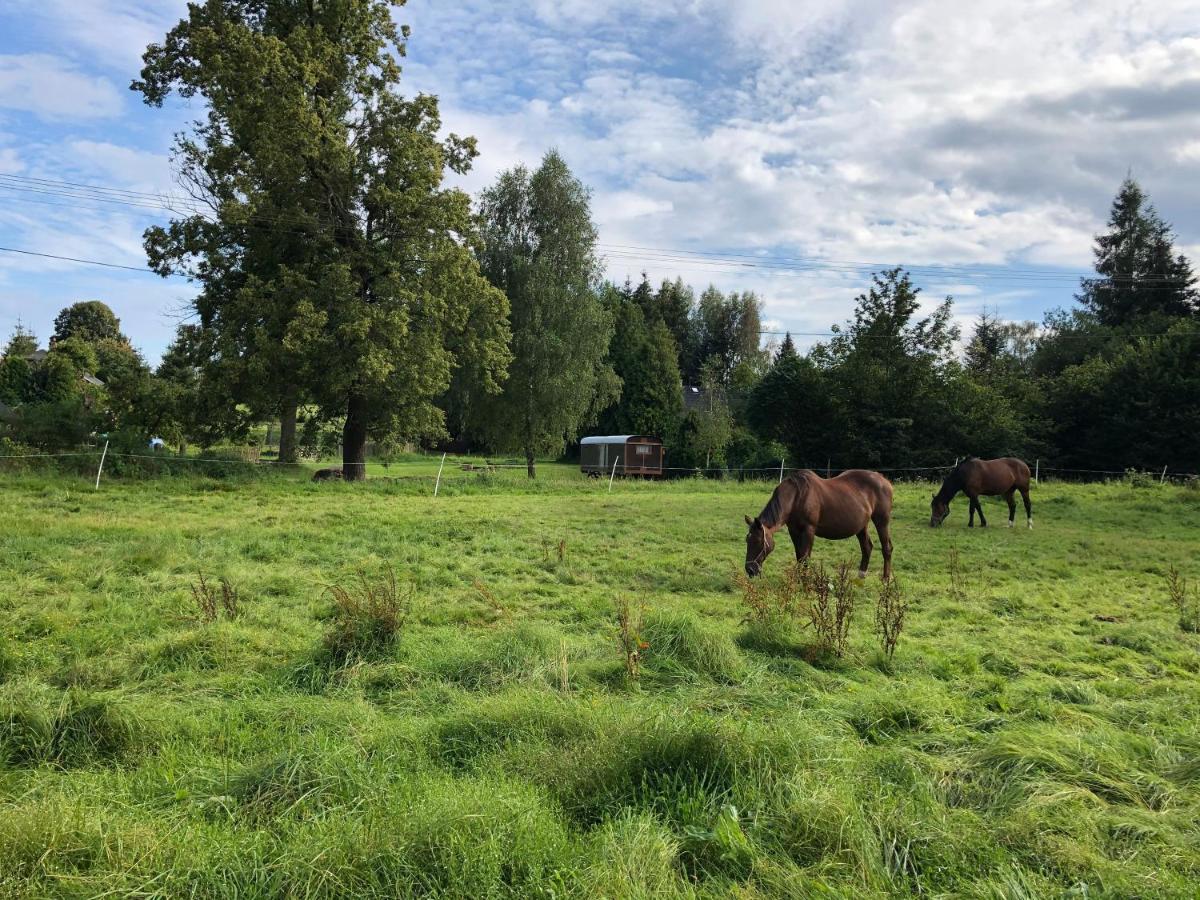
[22,348,105,388]
[683,385,707,412]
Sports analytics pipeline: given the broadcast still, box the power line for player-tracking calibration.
[2,242,1195,341]
[599,246,1188,285]
[4,172,1194,285]
[0,245,168,274]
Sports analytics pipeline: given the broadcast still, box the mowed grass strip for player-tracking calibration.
[1,467,1199,897]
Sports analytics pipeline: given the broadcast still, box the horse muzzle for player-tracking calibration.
[745,562,762,578]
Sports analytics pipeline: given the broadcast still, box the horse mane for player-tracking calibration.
[937,460,970,502]
[759,470,813,529]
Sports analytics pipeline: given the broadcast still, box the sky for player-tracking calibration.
[2,0,1199,364]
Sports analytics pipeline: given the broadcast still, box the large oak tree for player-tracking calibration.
[135,0,510,477]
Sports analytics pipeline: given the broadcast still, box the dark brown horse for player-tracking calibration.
[930,457,1032,528]
[744,469,894,580]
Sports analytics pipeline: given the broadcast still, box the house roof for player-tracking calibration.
[581,435,635,445]
[580,435,661,444]
[683,385,707,411]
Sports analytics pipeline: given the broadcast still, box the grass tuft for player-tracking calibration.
[323,567,412,664]
[0,682,140,766]
[640,610,746,683]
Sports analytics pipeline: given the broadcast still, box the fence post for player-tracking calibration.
[1160,464,1168,485]
[433,451,447,496]
[1034,459,1039,484]
[608,455,619,492]
[94,439,109,490]
[779,457,785,484]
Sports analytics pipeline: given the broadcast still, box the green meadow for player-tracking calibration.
[1,465,1198,898]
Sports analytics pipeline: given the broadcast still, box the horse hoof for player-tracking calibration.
[1027,519,1033,529]
[857,570,868,581]
[1007,521,1014,528]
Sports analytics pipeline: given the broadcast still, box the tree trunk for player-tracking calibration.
[278,399,298,465]
[525,447,536,479]
[342,391,369,481]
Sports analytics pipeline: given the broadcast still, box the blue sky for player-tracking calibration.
[2,0,1199,363]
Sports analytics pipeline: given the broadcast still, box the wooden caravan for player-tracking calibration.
[580,435,665,477]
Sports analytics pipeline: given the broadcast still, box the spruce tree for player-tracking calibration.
[1078,177,1198,327]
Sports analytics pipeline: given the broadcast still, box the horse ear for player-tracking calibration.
[744,514,754,526]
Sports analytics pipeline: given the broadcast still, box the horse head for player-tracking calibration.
[744,514,775,576]
[930,493,950,527]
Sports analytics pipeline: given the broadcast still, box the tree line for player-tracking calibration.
[2,2,1197,476]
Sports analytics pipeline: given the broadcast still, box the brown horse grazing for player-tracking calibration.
[744,469,894,580]
[930,457,1032,529]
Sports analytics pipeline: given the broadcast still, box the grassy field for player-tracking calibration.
[1,464,1198,898]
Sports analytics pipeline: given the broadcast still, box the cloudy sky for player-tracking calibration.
[2,0,1199,363]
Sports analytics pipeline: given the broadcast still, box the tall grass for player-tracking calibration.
[0,471,1198,897]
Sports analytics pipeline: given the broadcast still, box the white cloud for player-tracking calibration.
[5,0,1200,357]
[7,0,186,73]
[393,0,1200,335]
[0,54,124,120]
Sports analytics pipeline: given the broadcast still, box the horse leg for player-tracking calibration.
[968,494,977,527]
[873,514,893,581]
[1005,489,1016,528]
[786,523,815,564]
[856,529,872,579]
[972,495,988,528]
[1020,485,1033,529]
[787,523,805,561]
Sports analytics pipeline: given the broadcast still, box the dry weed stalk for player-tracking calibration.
[615,596,647,682]
[801,561,856,658]
[192,573,217,623]
[472,579,509,623]
[1167,565,1199,633]
[875,578,908,660]
[192,574,239,623]
[324,567,412,661]
[736,562,803,627]
[540,538,568,563]
[556,637,570,692]
[948,547,966,599]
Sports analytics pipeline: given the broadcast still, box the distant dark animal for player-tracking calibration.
[744,469,894,580]
[930,457,1032,528]
[312,467,343,482]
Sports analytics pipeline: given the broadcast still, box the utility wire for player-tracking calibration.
[0,245,166,274]
[3,172,1194,285]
